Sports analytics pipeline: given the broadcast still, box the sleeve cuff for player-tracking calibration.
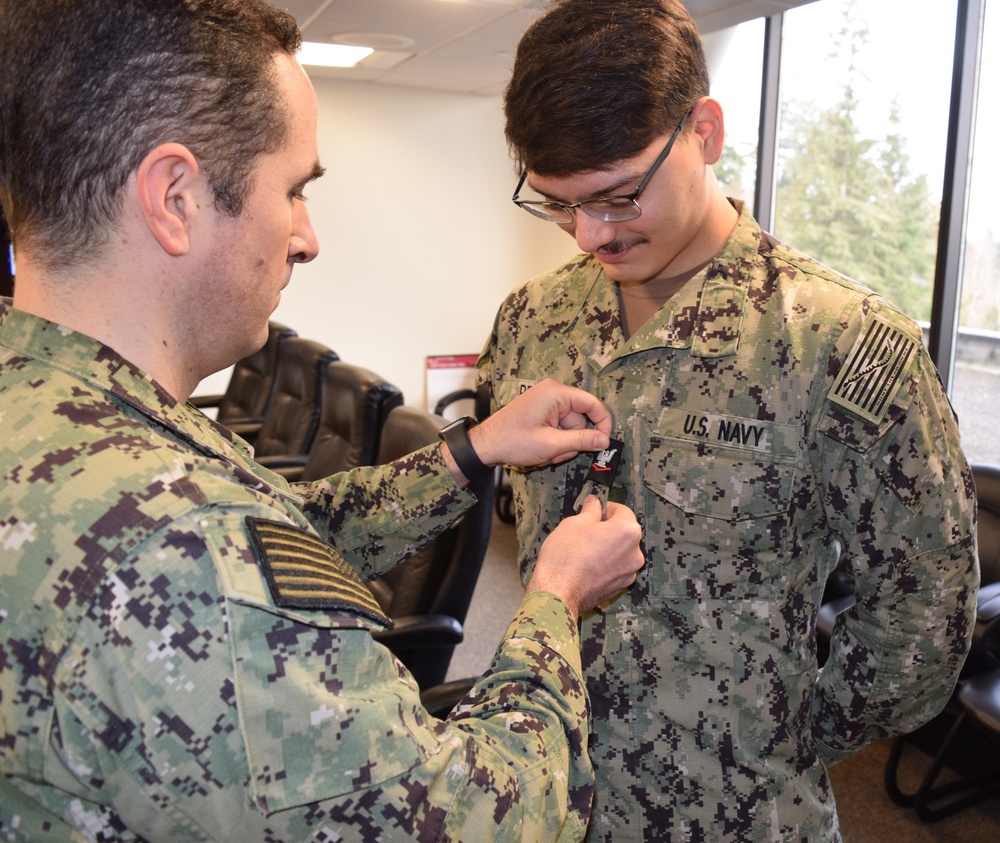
[502,590,583,677]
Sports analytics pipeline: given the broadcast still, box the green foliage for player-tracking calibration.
[772,0,937,323]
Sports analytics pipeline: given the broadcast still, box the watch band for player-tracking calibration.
[439,416,491,483]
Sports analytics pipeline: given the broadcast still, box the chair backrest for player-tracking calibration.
[252,337,338,459]
[299,362,403,480]
[368,405,495,688]
[973,464,1000,588]
[956,464,1000,677]
[217,322,297,424]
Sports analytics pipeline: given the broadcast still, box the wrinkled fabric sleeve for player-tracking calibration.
[292,442,477,582]
[811,305,979,765]
[40,512,593,842]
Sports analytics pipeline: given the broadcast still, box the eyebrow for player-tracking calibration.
[302,160,326,186]
[290,160,326,195]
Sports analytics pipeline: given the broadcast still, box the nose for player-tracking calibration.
[566,211,618,255]
[289,201,319,263]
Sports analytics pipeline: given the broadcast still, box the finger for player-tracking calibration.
[560,390,613,437]
[543,384,612,430]
[576,494,603,521]
[556,409,588,431]
[547,428,611,460]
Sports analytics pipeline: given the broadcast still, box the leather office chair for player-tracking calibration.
[882,463,1000,819]
[252,337,338,464]
[190,321,296,441]
[434,384,514,524]
[288,362,403,481]
[368,405,495,691]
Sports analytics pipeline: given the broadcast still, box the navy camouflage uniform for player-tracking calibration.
[477,200,979,842]
[0,299,595,842]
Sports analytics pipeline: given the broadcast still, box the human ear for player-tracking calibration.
[691,97,726,166]
[135,143,204,257]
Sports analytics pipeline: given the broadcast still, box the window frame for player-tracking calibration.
[750,0,987,392]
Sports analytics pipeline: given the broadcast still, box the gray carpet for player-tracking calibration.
[448,516,1000,841]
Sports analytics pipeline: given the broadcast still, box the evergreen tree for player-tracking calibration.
[773,0,937,322]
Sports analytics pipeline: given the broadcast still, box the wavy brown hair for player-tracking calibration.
[504,0,709,176]
[0,0,301,269]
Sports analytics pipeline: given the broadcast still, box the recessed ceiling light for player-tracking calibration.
[298,41,374,68]
[328,32,415,51]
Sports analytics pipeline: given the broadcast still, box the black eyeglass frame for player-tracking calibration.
[511,111,692,223]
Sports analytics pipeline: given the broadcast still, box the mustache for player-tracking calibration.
[597,236,646,255]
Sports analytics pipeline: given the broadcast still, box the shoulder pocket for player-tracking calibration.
[227,599,431,812]
[819,306,921,453]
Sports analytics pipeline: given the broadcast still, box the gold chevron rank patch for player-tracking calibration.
[246,517,390,627]
[830,314,917,424]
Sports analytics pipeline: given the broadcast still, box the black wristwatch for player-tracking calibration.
[438,416,491,483]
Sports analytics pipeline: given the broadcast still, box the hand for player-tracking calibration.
[468,379,612,470]
[526,496,644,618]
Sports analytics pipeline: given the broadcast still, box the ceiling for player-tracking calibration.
[285,0,817,95]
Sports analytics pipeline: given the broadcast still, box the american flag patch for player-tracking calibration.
[830,315,916,424]
[246,517,390,626]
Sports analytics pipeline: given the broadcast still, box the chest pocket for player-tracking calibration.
[639,409,800,601]
[643,408,798,520]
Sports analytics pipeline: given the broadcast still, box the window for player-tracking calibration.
[708,17,765,206]
[950,0,1000,465]
[773,0,956,326]
[711,0,994,463]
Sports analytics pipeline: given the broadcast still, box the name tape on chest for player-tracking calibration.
[830,315,916,424]
[657,408,794,453]
[246,517,390,626]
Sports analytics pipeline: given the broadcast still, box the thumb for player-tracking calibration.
[548,429,611,464]
[580,428,611,451]
[576,494,603,521]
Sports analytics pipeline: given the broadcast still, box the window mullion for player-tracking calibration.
[929,0,985,390]
[753,14,782,231]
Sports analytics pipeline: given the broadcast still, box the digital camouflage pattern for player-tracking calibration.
[0,300,595,841]
[478,201,979,842]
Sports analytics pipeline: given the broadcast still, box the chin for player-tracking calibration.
[600,263,644,284]
[244,320,271,355]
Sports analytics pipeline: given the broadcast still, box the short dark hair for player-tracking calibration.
[504,0,710,176]
[0,0,301,269]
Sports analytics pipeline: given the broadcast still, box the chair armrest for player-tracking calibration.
[978,581,1000,622]
[220,417,264,440]
[433,389,478,417]
[816,594,855,641]
[420,678,478,718]
[255,454,308,481]
[372,614,464,652]
[189,393,223,409]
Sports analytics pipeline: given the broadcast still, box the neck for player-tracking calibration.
[671,185,740,278]
[13,254,199,402]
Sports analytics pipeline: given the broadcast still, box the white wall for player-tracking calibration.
[196,76,578,408]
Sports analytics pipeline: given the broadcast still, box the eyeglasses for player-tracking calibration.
[511,112,691,224]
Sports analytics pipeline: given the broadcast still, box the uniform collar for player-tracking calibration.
[558,200,762,371]
[0,298,252,466]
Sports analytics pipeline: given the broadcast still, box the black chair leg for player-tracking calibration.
[884,735,919,808]
[885,712,1000,821]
